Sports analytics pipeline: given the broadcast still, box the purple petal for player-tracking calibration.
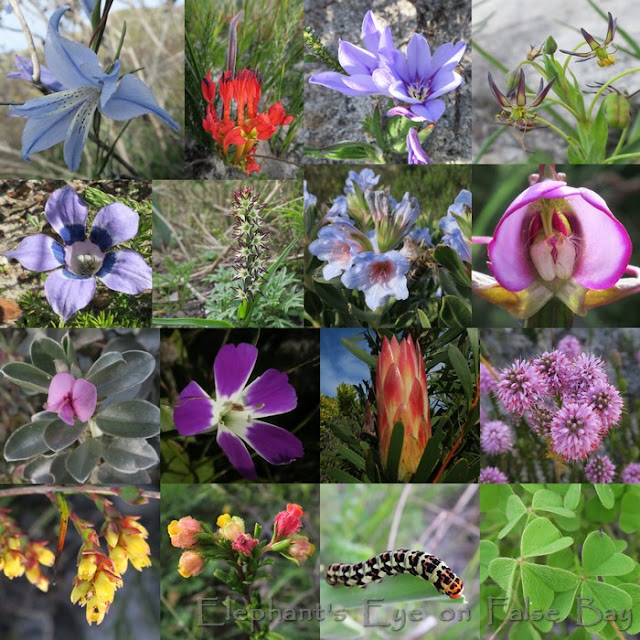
[46,372,74,413]
[89,203,140,251]
[407,129,431,165]
[44,269,95,322]
[429,70,463,100]
[7,55,64,92]
[244,369,297,418]
[4,234,65,272]
[214,343,258,399]
[244,421,304,465]
[309,71,374,97]
[99,74,179,131]
[45,187,88,244]
[407,34,431,79]
[63,91,99,172]
[431,41,466,72]
[71,378,97,422]
[217,430,257,479]
[388,80,417,103]
[44,7,104,90]
[387,105,425,121]
[174,381,215,436]
[342,74,380,94]
[410,100,446,122]
[96,250,151,294]
[338,41,378,75]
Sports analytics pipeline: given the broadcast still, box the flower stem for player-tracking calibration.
[534,116,581,156]
[8,0,40,84]
[587,67,640,120]
[0,486,160,500]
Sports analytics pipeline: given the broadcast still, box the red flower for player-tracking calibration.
[232,533,259,557]
[273,503,303,540]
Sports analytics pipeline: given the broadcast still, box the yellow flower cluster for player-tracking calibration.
[104,515,152,574]
[0,510,54,592]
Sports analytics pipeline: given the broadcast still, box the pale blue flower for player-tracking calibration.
[308,225,364,280]
[303,180,317,211]
[7,55,64,92]
[408,227,432,246]
[10,6,179,172]
[345,168,381,193]
[439,212,471,262]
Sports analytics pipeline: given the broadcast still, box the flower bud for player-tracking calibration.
[178,551,204,578]
[603,92,630,129]
[505,70,520,95]
[168,516,201,548]
[543,35,557,54]
[232,533,259,557]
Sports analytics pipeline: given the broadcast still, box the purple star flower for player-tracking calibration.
[532,350,572,394]
[7,55,64,92]
[584,455,616,483]
[496,359,548,415]
[308,225,364,280]
[375,36,466,122]
[345,168,381,193]
[341,250,409,310]
[549,403,602,461]
[557,334,582,356]
[46,372,97,425]
[308,11,395,97]
[621,463,640,483]
[479,466,509,483]
[173,343,303,480]
[407,129,431,164]
[4,186,151,322]
[480,420,512,455]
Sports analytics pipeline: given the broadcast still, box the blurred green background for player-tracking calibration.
[472,165,640,327]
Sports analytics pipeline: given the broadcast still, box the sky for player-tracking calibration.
[0,0,183,53]
[320,329,372,397]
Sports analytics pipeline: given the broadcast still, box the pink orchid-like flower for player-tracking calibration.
[46,372,97,425]
[473,166,639,320]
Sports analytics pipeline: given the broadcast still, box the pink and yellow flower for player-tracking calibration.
[168,516,202,548]
[178,551,204,578]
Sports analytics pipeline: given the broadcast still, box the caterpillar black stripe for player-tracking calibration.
[326,549,464,599]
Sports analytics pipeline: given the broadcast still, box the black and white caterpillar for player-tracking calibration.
[326,549,464,599]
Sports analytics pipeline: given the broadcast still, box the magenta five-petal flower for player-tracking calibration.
[173,343,303,480]
[46,372,97,425]
[4,186,151,322]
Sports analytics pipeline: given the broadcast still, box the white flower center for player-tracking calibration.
[65,239,105,276]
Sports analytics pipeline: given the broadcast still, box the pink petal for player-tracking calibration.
[46,372,74,412]
[71,378,97,422]
[244,421,304,465]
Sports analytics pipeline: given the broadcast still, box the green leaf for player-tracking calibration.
[617,584,640,635]
[521,563,554,610]
[508,621,540,640]
[385,422,404,482]
[2,362,52,393]
[66,439,103,482]
[447,344,472,406]
[95,464,151,484]
[620,488,640,533]
[327,468,360,483]
[95,400,160,438]
[594,484,615,509]
[86,351,126,386]
[417,308,431,328]
[30,338,69,376]
[532,489,575,517]
[498,494,527,539]
[564,484,581,510]
[152,317,234,328]
[305,142,384,163]
[4,420,53,461]
[521,562,580,592]
[104,438,159,472]
[521,517,573,557]
[580,580,632,631]
[549,583,580,623]
[340,338,377,368]
[434,245,471,288]
[488,557,517,598]
[92,351,156,396]
[581,530,636,577]
[585,105,608,163]
[62,333,76,367]
[439,295,471,328]
[480,540,499,583]
[335,444,366,471]
[441,458,470,483]
[43,419,85,451]
[412,427,445,482]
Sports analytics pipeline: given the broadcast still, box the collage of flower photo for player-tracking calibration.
[0,1,639,639]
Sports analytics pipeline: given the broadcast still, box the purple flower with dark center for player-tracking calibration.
[341,250,409,310]
[479,362,497,395]
[308,11,395,97]
[532,350,572,394]
[549,403,602,460]
[621,463,640,483]
[585,382,623,430]
[308,225,364,280]
[375,36,466,122]
[407,129,430,164]
[3,186,151,322]
[173,343,303,480]
[7,55,64,92]
[557,334,582,356]
[481,420,512,455]
[479,466,509,483]
[584,455,616,483]
[497,359,548,415]
[46,372,97,425]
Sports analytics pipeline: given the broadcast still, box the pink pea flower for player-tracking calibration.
[473,167,639,320]
[232,533,259,557]
[46,372,97,425]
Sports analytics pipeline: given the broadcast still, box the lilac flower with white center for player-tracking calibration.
[308,11,395,97]
[46,372,97,425]
[550,403,602,461]
[308,225,364,280]
[341,250,409,310]
[585,382,623,430]
[7,55,64,92]
[375,35,466,122]
[345,168,381,193]
[4,186,151,322]
[479,362,497,395]
[621,463,640,483]
[407,129,431,164]
[584,455,616,483]
[496,359,548,416]
[303,180,317,212]
[557,334,582,356]
[10,6,178,172]
[481,420,512,455]
[479,466,509,483]
[173,343,303,480]
[532,350,572,394]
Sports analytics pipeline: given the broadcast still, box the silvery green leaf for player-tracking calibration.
[104,438,159,472]
[66,439,103,482]
[95,400,159,438]
[30,337,69,376]
[95,464,151,483]
[23,456,54,483]
[43,418,86,451]
[2,362,52,393]
[4,419,53,461]
[91,351,156,396]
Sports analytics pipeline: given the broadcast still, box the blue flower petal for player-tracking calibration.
[19,108,75,161]
[99,73,179,131]
[45,186,88,243]
[44,269,96,322]
[4,235,65,272]
[64,92,100,172]
[90,202,139,250]
[10,87,94,119]
[96,249,151,294]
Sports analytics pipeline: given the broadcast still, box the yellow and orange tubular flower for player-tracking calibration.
[376,334,431,481]
[177,551,204,578]
[106,516,151,574]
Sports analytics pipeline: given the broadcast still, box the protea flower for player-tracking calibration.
[376,334,431,480]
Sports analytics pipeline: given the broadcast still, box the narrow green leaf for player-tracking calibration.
[152,317,234,328]
[340,338,377,368]
[440,295,471,328]
[385,422,404,482]
[412,428,445,482]
[447,343,473,405]
[335,444,366,471]
[327,468,360,483]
